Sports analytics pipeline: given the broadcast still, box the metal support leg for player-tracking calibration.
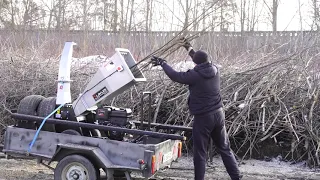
[144,92,152,131]
[124,171,132,180]
[140,91,152,131]
[140,93,144,130]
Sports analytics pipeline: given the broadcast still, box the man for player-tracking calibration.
[151,39,241,180]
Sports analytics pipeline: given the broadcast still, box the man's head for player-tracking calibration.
[192,50,208,64]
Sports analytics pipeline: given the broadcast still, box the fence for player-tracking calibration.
[0,30,319,60]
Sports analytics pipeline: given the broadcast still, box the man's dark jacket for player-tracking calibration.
[160,51,223,115]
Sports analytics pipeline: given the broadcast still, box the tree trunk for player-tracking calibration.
[220,2,224,31]
[103,1,108,30]
[272,0,278,32]
[183,0,190,30]
[124,0,130,31]
[56,0,62,30]
[83,0,88,30]
[128,0,134,31]
[47,9,53,30]
[193,0,198,31]
[313,0,319,31]
[202,5,205,30]
[171,0,174,30]
[246,0,250,31]
[149,0,153,31]
[10,0,15,29]
[113,0,118,31]
[146,0,150,31]
[62,0,66,29]
[120,0,124,30]
[298,0,303,31]
[240,0,246,33]
[250,0,257,31]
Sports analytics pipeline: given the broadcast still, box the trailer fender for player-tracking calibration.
[49,143,113,169]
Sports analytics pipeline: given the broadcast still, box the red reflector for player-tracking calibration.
[178,142,182,158]
[139,159,145,164]
[151,155,156,174]
[116,65,124,72]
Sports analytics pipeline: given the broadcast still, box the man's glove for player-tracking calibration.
[180,37,192,51]
[151,56,166,66]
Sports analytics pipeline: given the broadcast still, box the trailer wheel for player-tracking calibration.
[37,97,57,132]
[16,95,45,129]
[54,154,98,180]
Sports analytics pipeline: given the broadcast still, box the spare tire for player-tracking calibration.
[16,95,45,129]
[37,97,57,132]
[17,95,45,115]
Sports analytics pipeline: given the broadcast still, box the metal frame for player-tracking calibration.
[11,113,186,141]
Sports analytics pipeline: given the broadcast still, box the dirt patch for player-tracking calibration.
[155,156,320,180]
[0,158,53,180]
[0,154,319,180]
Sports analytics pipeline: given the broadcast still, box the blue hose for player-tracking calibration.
[27,103,65,153]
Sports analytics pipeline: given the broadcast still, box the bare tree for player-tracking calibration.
[22,0,41,29]
[113,0,118,31]
[219,0,235,31]
[41,0,73,30]
[272,0,278,32]
[128,0,134,31]
[103,0,112,30]
[124,0,129,31]
[240,0,246,32]
[263,0,278,32]
[311,0,319,30]
[0,0,41,29]
[120,0,124,30]
[146,0,152,31]
[56,0,62,29]
[192,0,198,31]
[82,0,88,30]
[298,0,303,31]
[1,0,18,29]
[248,0,258,31]
[0,0,10,28]
[184,0,191,30]
[204,0,236,32]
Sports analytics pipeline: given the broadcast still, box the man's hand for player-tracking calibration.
[151,56,166,66]
[180,37,192,51]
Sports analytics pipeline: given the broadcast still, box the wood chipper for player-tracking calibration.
[2,42,192,180]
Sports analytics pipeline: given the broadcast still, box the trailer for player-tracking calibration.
[1,42,190,180]
[3,124,183,180]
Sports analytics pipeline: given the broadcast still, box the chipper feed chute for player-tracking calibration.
[72,48,146,116]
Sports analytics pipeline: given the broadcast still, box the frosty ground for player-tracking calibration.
[0,153,319,180]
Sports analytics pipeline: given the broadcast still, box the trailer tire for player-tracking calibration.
[17,95,45,129]
[54,154,98,180]
[37,97,56,132]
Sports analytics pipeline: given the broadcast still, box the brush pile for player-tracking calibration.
[110,34,320,167]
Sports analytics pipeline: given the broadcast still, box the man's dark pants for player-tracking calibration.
[192,108,240,180]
